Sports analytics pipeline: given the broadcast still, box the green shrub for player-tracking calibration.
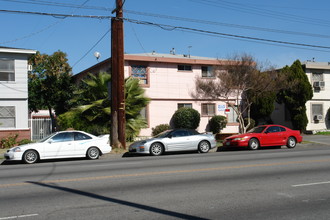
[209,115,227,134]
[0,134,18,149]
[152,124,171,136]
[18,139,34,145]
[172,108,200,129]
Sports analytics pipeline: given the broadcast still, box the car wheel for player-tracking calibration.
[150,143,164,156]
[23,150,39,164]
[198,140,210,153]
[87,147,100,160]
[286,137,296,148]
[248,138,259,150]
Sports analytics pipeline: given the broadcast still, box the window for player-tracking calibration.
[0,59,15,81]
[140,106,149,126]
[227,106,238,123]
[201,66,214,78]
[0,106,15,128]
[74,132,92,141]
[171,129,190,137]
[178,103,192,109]
[312,103,323,122]
[131,64,148,85]
[51,132,74,142]
[312,72,324,91]
[201,103,215,116]
[265,126,281,133]
[178,65,192,71]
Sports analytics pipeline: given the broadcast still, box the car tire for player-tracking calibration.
[286,137,296,148]
[198,140,210,153]
[87,147,100,160]
[248,138,259,150]
[150,143,164,156]
[23,150,39,164]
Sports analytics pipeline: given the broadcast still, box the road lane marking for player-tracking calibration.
[292,181,330,187]
[0,214,39,219]
[1,158,330,188]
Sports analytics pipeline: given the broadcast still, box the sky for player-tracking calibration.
[1,0,330,74]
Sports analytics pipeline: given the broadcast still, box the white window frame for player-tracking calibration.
[0,106,16,128]
[0,59,15,82]
[201,103,215,116]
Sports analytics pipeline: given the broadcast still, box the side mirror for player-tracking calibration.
[167,134,172,139]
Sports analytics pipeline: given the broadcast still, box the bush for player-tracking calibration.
[172,108,200,129]
[152,124,171,136]
[209,115,227,134]
[0,134,18,149]
[18,139,34,145]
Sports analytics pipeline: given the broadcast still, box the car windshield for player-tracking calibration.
[37,133,57,142]
[154,130,172,138]
[247,126,266,134]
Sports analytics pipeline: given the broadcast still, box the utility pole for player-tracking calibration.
[111,0,126,149]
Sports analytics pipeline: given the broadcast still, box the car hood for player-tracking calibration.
[9,142,40,151]
[225,133,250,140]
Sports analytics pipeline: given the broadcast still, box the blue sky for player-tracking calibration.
[1,0,330,74]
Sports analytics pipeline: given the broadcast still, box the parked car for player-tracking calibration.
[223,125,302,150]
[4,130,112,164]
[129,129,217,156]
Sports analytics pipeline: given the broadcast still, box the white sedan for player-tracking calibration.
[4,130,112,164]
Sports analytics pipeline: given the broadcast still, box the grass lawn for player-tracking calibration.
[314,131,330,135]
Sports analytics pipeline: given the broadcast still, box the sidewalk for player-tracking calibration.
[302,134,330,146]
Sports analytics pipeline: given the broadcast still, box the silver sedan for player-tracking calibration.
[129,129,217,156]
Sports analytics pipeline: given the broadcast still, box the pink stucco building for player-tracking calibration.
[75,53,239,137]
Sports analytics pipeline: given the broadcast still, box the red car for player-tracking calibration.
[223,125,302,150]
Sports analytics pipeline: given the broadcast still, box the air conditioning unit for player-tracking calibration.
[314,115,323,121]
[313,81,325,88]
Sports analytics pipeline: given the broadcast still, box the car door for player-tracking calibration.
[73,132,94,156]
[44,132,75,158]
[262,126,283,146]
[165,130,191,151]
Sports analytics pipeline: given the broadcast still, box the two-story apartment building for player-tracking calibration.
[75,53,240,137]
[0,47,36,141]
[302,61,330,131]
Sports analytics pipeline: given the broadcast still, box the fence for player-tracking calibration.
[29,118,52,141]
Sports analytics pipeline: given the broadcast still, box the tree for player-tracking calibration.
[28,51,75,131]
[249,91,277,125]
[172,107,200,129]
[277,60,313,131]
[193,54,285,133]
[57,72,150,141]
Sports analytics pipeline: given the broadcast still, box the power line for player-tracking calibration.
[72,29,110,68]
[1,9,330,51]
[124,9,330,39]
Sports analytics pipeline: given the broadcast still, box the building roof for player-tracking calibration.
[0,46,36,55]
[302,61,330,70]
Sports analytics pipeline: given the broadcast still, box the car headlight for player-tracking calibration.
[12,147,22,152]
[233,137,246,141]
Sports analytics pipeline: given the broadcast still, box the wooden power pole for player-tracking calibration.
[111,0,126,149]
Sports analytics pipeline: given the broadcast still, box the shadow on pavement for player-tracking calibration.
[28,181,208,220]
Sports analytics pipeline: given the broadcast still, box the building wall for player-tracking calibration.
[124,55,239,137]
[0,48,36,141]
[305,64,330,131]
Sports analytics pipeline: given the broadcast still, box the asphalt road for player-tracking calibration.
[1,140,330,220]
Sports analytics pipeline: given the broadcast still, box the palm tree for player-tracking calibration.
[58,72,150,140]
